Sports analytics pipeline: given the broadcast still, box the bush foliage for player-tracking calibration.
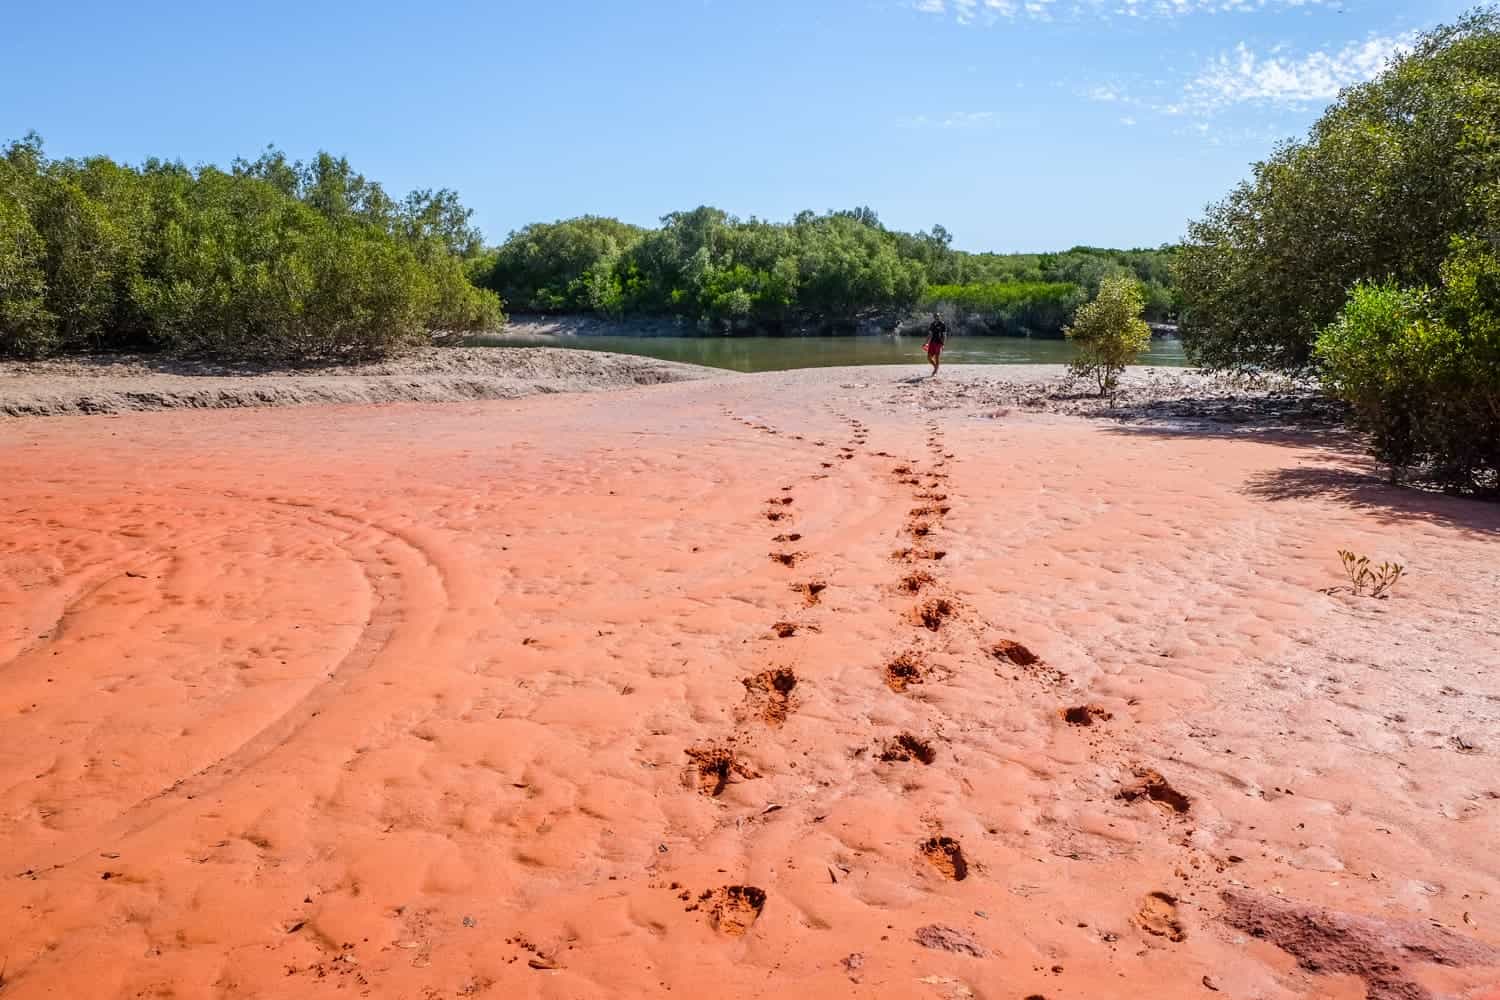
[1178,6,1500,493]
[0,135,502,360]
[478,207,1177,335]
[1177,7,1500,373]
[1065,275,1152,395]
[1316,243,1500,493]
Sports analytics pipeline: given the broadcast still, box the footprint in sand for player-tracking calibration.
[740,667,798,726]
[990,639,1040,667]
[684,742,760,797]
[771,533,802,543]
[769,551,805,567]
[884,651,926,692]
[879,733,936,764]
[1134,891,1186,941]
[898,570,936,594]
[688,886,767,936]
[792,580,827,606]
[1117,769,1192,814]
[1061,705,1112,727]
[913,597,956,631]
[921,836,969,881]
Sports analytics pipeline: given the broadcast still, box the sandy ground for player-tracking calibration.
[1,365,1497,1000]
[0,348,711,418]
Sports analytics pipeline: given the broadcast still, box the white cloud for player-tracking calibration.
[1120,115,1138,126]
[1182,34,1413,110]
[1075,31,1411,133]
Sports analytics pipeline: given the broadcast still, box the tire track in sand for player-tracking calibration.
[17,494,448,877]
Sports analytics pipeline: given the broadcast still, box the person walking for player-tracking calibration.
[923,312,947,377]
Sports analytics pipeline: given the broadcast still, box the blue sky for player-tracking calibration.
[2,0,1465,252]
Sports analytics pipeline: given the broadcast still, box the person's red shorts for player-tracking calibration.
[926,342,943,357]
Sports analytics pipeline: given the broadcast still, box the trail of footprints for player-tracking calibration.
[682,407,1194,955]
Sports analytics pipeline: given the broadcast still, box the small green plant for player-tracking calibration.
[1336,549,1405,598]
[1065,274,1152,396]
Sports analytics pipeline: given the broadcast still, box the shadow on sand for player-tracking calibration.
[1104,421,1500,538]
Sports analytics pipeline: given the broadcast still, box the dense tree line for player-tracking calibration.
[0,135,501,359]
[1177,7,1500,493]
[477,208,1178,335]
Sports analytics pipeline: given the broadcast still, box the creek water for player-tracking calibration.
[463,331,1190,373]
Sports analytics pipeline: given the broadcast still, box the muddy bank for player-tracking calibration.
[0,347,717,418]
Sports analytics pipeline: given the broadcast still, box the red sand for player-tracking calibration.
[2,370,1498,999]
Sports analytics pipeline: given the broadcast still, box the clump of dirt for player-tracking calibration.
[792,580,827,606]
[684,743,760,797]
[879,733,936,765]
[916,492,948,501]
[741,667,799,726]
[1062,704,1112,727]
[899,570,936,594]
[921,836,968,881]
[885,651,926,692]
[907,521,933,538]
[1135,892,1186,942]
[913,924,987,957]
[766,497,794,506]
[770,621,799,638]
[1118,769,1191,814]
[1220,889,1500,1000]
[915,597,956,631]
[704,885,767,936]
[768,551,804,567]
[765,511,787,523]
[890,547,947,562]
[771,533,801,543]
